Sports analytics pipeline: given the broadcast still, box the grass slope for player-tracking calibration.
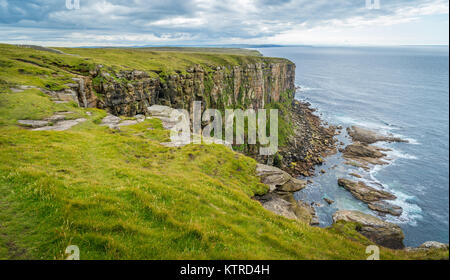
[0,44,448,260]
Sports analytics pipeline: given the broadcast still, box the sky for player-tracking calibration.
[0,0,448,47]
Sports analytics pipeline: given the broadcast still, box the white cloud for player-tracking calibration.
[0,0,448,46]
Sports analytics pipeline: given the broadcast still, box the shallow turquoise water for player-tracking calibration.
[257,46,449,246]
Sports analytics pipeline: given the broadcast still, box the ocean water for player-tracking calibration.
[257,46,449,247]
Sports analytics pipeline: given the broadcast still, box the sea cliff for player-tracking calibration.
[0,44,446,260]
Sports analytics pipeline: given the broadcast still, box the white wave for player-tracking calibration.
[376,142,418,160]
[296,84,321,92]
[335,115,421,145]
[362,167,423,226]
[385,190,423,226]
[335,116,396,132]
[391,133,421,145]
[359,175,423,226]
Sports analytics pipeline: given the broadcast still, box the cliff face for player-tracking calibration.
[70,60,336,176]
[75,62,296,116]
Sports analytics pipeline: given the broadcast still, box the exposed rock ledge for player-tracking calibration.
[146,105,232,148]
[341,143,390,168]
[332,210,405,249]
[254,164,318,225]
[333,210,449,252]
[338,178,396,203]
[337,178,402,217]
[342,126,408,170]
[18,112,87,131]
[347,126,408,144]
[415,241,449,250]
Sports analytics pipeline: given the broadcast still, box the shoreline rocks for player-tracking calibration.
[254,163,319,225]
[418,241,449,250]
[342,143,389,168]
[368,200,403,217]
[337,178,402,217]
[347,126,408,144]
[323,197,334,205]
[332,210,405,249]
[338,178,396,203]
[276,100,337,177]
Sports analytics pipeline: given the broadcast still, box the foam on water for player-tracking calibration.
[334,115,396,132]
[359,166,424,226]
[384,148,418,161]
[385,190,423,226]
[298,84,321,92]
[258,46,449,245]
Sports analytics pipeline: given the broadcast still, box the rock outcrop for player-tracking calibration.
[278,101,337,176]
[256,164,306,193]
[338,178,396,203]
[18,112,87,131]
[337,178,403,217]
[323,197,335,205]
[63,59,335,177]
[146,105,232,148]
[368,200,403,217]
[418,241,449,250]
[254,164,318,224]
[332,210,405,249]
[83,63,296,117]
[341,143,389,167]
[347,126,408,144]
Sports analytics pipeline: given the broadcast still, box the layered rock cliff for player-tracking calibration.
[64,57,335,177]
[74,62,296,116]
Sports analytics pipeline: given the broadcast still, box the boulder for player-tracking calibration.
[338,178,396,203]
[147,105,185,130]
[135,114,146,123]
[101,114,121,129]
[257,193,298,220]
[333,210,405,249]
[147,105,174,118]
[323,197,335,205]
[368,201,403,216]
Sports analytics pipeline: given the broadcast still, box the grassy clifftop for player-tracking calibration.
[0,44,289,88]
[0,44,447,259]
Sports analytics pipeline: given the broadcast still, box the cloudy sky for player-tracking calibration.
[0,0,448,46]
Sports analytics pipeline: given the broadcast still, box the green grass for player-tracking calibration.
[0,44,448,260]
[55,46,287,77]
[0,43,291,88]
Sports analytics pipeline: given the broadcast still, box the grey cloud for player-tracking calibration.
[0,0,447,45]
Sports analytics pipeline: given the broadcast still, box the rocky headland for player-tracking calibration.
[3,44,447,258]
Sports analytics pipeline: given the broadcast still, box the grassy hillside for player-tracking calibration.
[0,44,448,260]
[0,43,289,89]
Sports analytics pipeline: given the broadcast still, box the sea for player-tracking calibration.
[256,46,449,247]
